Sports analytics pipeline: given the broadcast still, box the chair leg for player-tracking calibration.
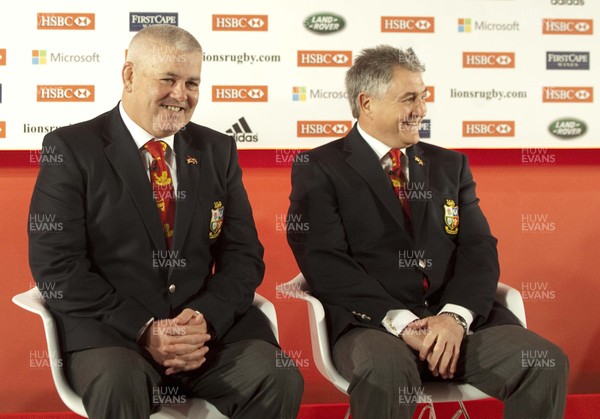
[417,401,471,419]
[343,406,351,419]
[417,402,436,419]
[450,401,471,419]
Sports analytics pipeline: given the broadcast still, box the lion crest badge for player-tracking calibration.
[209,201,224,239]
[443,199,459,235]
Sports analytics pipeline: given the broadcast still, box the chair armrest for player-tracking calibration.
[12,287,88,416]
[253,293,279,343]
[496,282,527,328]
[276,274,351,394]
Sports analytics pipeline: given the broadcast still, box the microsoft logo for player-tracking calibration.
[293,87,307,102]
[458,18,472,33]
[32,50,47,65]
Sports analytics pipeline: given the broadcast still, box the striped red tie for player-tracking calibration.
[389,149,412,227]
[144,140,176,250]
[389,149,429,292]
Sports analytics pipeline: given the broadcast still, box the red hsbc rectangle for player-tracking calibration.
[297,121,353,137]
[463,52,515,68]
[297,50,352,67]
[37,85,95,102]
[212,86,268,102]
[542,19,593,35]
[381,16,435,33]
[425,86,435,102]
[37,13,95,30]
[212,15,268,31]
[463,121,515,137]
[543,87,593,103]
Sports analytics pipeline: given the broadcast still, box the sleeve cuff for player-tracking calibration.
[382,309,419,336]
[136,317,154,346]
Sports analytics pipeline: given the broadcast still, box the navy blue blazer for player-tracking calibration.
[287,125,520,345]
[29,105,275,353]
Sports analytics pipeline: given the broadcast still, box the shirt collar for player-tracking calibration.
[119,102,175,153]
[356,122,405,161]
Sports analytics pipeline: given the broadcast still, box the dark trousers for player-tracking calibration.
[333,325,568,419]
[66,339,303,419]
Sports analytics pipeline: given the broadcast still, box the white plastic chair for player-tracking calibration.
[13,287,279,419]
[276,273,527,419]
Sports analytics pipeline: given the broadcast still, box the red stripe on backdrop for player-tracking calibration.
[1,395,598,418]
[1,149,599,168]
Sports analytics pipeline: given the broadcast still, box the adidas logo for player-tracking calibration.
[226,117,259,142]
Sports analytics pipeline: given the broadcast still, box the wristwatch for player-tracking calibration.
[439,312,468,336]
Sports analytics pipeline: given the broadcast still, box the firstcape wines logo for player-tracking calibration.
[129,12,178,31]
[546,51,589,70]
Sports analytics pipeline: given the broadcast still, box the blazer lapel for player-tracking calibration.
[171,130,202,252]
[343,127,411,236]
[406,143,429,238]
[103,106,166,251]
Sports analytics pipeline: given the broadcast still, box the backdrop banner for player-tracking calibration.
[0,0,597,150]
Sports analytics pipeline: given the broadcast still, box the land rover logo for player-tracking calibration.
[304,13,345,34]
[548,118,587,139]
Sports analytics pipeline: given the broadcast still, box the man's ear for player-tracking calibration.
[122,62,134,92]
[358,92,374,120]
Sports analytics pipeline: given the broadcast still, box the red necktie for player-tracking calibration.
[144,140,175,250]
[389,149,429,292]
[389,149,412,228]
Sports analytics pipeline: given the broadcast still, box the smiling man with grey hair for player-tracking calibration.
[29,24,302,419]
[287,45,567,419]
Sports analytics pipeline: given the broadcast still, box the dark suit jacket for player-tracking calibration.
[287,125,520,345]
[28,105,275,354]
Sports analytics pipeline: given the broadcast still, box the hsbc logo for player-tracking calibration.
[297,121,352,137]
[37,85,95,102]
[543,19,593,34]
[463,52,515,68]
[297,50,352,67]
[463,121,515,137]
[212,15,268,31]
[381,17,435,33]
[425,86,435,102]
[543,87,593,102]
[37,13,95,30]
[212,86,268,102]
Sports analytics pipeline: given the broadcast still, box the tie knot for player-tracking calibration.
[144,140,168,159]
[389,148,402,172]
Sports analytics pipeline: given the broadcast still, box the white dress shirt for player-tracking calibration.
[119,102,178,192]
[118,102,178,341]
